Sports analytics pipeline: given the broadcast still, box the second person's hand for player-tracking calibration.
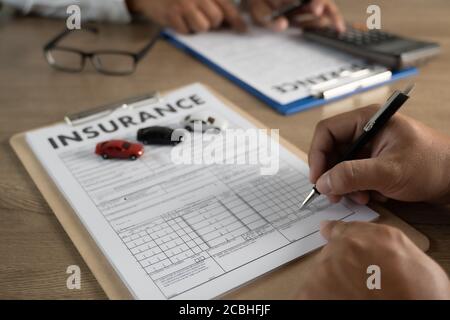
[308,105,450,205]
[247,0,345,32]
[296,220,450,299]
[127,0,246,34]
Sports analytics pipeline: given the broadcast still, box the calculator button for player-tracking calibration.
[308,26,399,48]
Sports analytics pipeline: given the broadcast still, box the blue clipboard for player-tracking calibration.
[162,31,417,115]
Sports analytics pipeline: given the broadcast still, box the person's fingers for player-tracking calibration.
[308,105,380,183]
[315,158,391,196]
[198,0,225,28]
[327,194,342,203]
[291,14,329,30]
[269,16,290,32]
[320,220,348,240]
[308,0,345,32]
[308,115,360,183]
[249,0,273,25]
[309,0,326,17]
[248,0,289,32]
[326,192,368,205]
[167,9,190,34]
[308,148,327,183]
[216,0,247,32]
[183,3,211,32]
[320,220,377,240]
[347,191,370,205]
[323,0,346,32]
[270,0,305,31]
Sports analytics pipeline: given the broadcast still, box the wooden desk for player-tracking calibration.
[0,0,449,299]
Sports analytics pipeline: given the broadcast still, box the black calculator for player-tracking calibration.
[302,25,440,69]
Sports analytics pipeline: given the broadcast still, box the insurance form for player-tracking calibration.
[26,84,378,299]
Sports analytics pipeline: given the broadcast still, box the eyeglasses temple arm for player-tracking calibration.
[43,25,99,51]
[135,28,161,61]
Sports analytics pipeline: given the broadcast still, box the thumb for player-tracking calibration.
[315,158,389,196]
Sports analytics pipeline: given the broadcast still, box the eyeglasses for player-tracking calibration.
[43,26,159,76]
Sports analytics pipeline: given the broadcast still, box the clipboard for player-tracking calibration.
[10,84,429,299]
[162,31,418,115]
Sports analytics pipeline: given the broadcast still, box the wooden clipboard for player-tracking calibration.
[10,84,429,300]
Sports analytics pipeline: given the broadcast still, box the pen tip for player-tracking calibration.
[403,83,415,96]
[300,188,317,210]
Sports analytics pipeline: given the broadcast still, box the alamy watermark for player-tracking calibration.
[66,265,81,290]
[367,5,382,30]
[170,124,280,175]
[366,264,381,290]
[66,5,81,30]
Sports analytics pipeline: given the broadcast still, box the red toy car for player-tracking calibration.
[95,140,144,160]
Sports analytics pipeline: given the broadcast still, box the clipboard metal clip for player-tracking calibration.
[64,92,162,126]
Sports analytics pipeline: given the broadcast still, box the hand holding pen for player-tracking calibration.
[301,85,450,208]
[247,0,345,32]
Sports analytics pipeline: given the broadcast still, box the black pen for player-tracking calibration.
[264,0,312,22]
[300,84,415,210]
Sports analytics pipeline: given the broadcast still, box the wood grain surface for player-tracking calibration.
[0,0,449,299]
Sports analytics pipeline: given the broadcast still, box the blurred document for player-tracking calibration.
[167,27,368,104]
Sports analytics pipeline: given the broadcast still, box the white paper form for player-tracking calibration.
[168,26,368,105]
[26,84,378,299]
